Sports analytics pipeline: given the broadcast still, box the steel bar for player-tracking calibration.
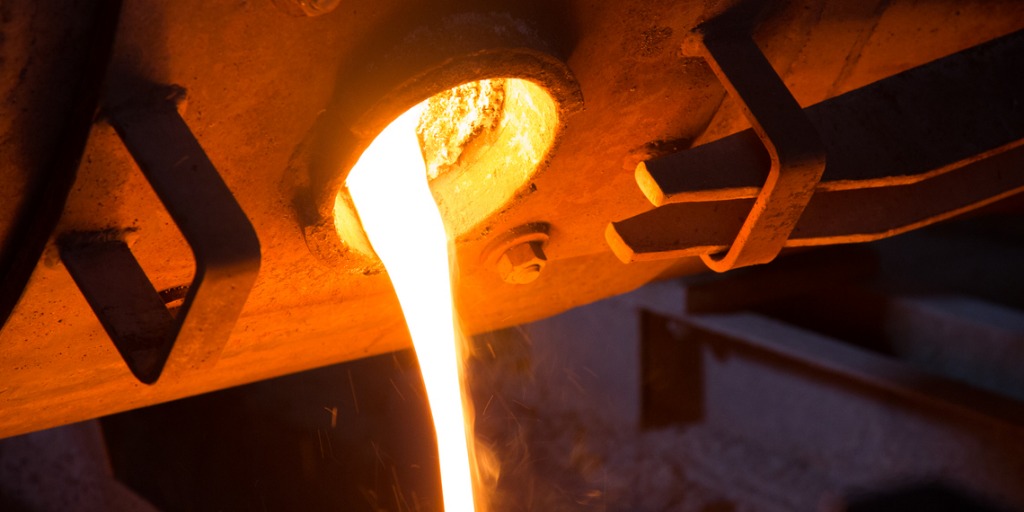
[683,312,1024,431]
[608,145,1024,262]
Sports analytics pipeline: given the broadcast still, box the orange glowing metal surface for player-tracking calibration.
[347,103,478,511]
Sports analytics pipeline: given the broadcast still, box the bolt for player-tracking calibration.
[496,240,547,285]
[273,0,340,17]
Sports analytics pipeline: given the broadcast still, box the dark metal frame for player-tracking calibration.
[610,29,1024,267]
[59,95,261,384]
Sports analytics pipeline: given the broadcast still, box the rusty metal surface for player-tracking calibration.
[0,0,1022,437]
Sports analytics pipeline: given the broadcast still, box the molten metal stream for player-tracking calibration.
[347,103,478,511]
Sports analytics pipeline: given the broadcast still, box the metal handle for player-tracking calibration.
[684,26,826,272]
[60,92,261,384]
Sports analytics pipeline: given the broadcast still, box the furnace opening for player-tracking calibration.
[332,77,560,511]
[339,77,559,511]
[333,77,559,251]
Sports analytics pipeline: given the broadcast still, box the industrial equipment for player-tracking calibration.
[1,1,1022,509]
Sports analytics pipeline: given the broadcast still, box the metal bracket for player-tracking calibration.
[681,26,826,272]
[607,30,1024,265]
[59,93,261,384]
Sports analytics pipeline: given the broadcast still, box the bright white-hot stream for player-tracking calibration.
[346,103,477,512]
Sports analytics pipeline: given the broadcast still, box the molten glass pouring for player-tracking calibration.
[347,103,477,512]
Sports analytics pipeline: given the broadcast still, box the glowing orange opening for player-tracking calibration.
[342,78,558,511]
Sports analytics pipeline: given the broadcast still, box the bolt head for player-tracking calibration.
[497,241,546,285]
[273,0,339,16]
[300,0,340,16]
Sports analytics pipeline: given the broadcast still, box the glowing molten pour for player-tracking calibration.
[346,103,477,511]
